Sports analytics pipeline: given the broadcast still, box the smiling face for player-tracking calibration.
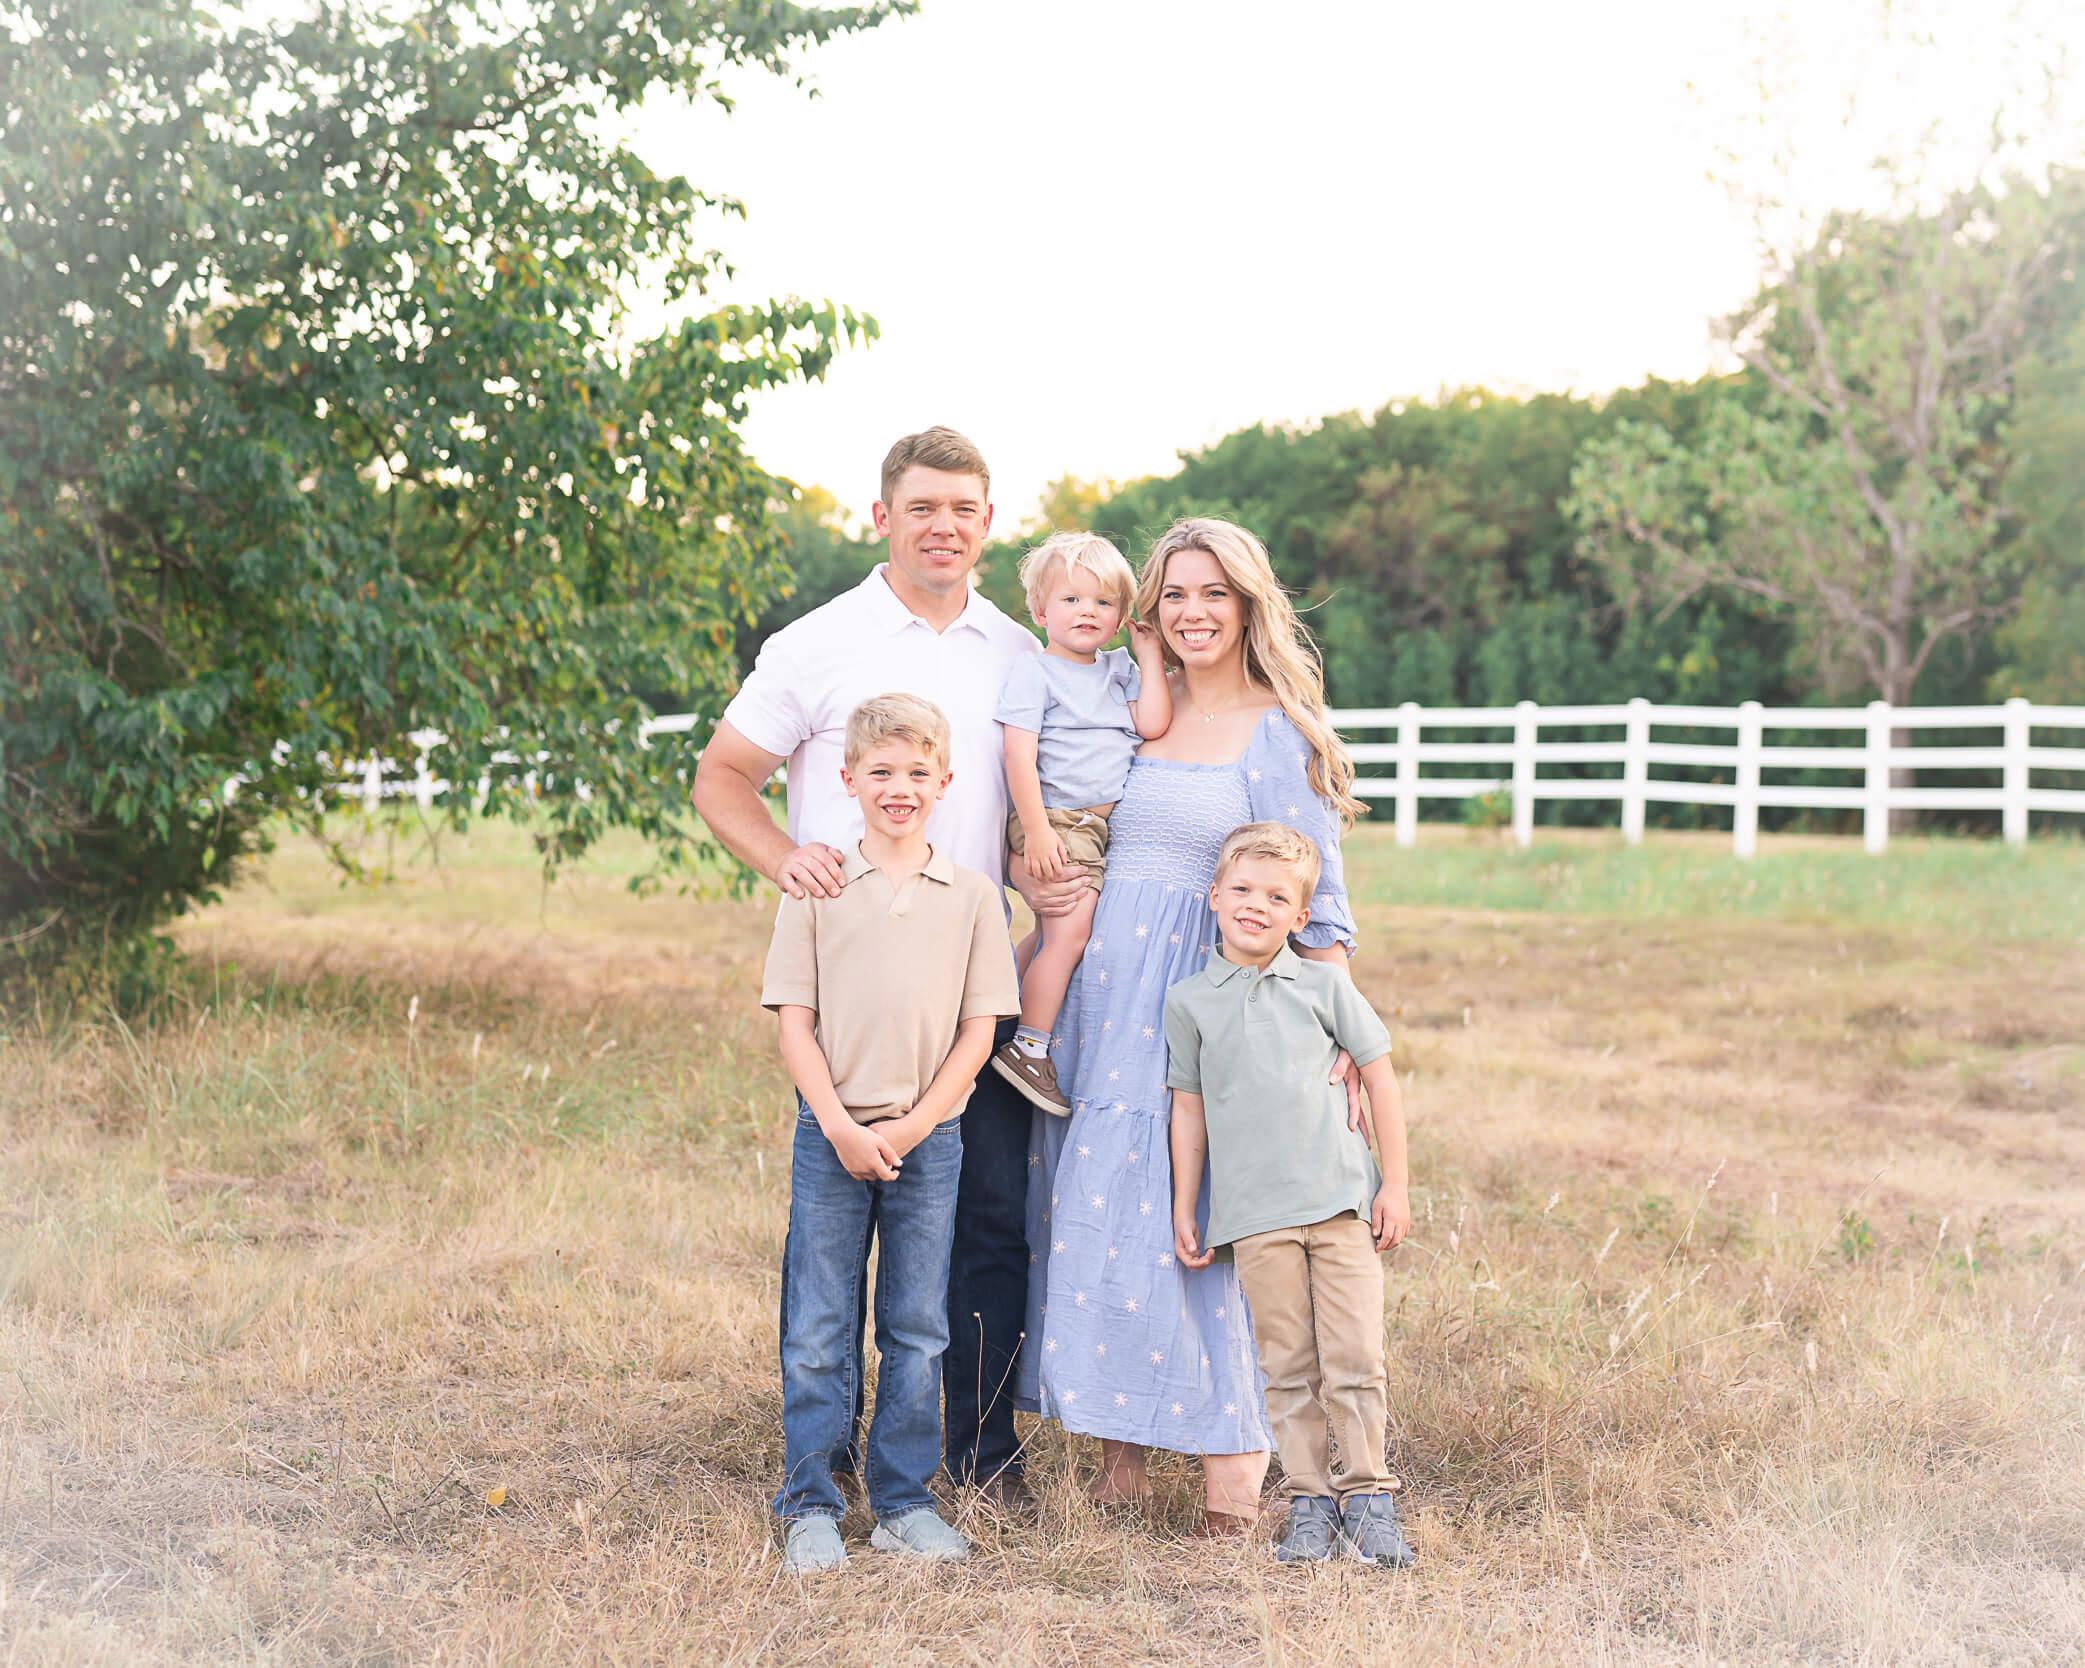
[872,466,993,603]
[1155,546,1246,674]
[841,738,951,842]
[1208,852,1311,968]
[1035,562,1125,660]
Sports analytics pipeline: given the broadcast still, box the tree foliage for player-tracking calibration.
[0,0,895,983]
[1570,172,2084,707]
[1053,380,1802,722]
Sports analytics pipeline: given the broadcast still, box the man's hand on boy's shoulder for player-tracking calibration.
[775,840,848,900]
[825,1117,902,1182]
[1370,1181,1412,1252]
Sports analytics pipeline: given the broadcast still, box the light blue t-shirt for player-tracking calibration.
[994,647,1142,810]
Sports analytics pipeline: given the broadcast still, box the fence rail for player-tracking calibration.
[1339,697,2085,855]
[334,697,2085,859]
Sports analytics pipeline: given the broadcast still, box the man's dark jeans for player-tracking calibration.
[942,1016,1030,1485]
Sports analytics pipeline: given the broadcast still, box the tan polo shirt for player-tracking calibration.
[761,845,1021,1125]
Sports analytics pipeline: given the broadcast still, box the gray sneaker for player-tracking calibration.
[1274,1495,1339,1563]
[782,1515,849,1573]
[1339,1493,1416,1569]
[990,1041,1072,1115]
[869,1506,970,1562]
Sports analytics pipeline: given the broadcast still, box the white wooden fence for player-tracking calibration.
[1338,698,2085,856]
[336,698,2085,858]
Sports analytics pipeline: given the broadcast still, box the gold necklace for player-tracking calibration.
[1186,692,1244,725]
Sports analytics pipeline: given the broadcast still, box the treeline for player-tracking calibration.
[748,177,2085,737]
[752,365,2080,715]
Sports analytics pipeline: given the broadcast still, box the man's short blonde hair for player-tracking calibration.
[844,693,952,773]
[1018,531,1135,622]
[880,426,991,505]
[1213,821,1322,898]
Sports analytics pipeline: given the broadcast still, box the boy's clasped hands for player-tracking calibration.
[815,1103,939,1182]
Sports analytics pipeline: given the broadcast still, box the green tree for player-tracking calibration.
[0,0,894,985]
[734,487,883,677]
[1989,306,2085,702]
[1570,173,2084,711]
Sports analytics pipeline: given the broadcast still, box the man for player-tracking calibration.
[693,426,1084,1507]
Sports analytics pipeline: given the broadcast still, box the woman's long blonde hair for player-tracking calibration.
[1134,517,1362,828]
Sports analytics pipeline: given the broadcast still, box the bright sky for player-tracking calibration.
[626,0,2080,529]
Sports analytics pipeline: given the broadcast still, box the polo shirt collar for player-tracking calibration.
[841,843,955,887]
[1204,943,1304,984]
[862,564,996,638]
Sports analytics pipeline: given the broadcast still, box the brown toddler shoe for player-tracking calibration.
[990,1040,1071,1115]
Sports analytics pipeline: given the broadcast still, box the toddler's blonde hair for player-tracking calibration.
[844,692,951,773]
[1018,531,1136,624]
[1213,821,1322,899]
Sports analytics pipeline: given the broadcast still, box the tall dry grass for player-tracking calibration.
[2,824,2081,1664]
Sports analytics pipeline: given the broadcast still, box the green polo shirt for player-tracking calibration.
[1163,944,1394,1249]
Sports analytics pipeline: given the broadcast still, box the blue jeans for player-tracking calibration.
[775,1102,964,1522]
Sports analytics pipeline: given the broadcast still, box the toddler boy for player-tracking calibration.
[762,694,1021,1572]
[991,530,1170,1113]
[1167,822,1417,1568]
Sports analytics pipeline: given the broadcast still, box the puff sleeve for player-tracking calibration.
[1245,712,1357,954]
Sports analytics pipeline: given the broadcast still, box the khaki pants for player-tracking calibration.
[1231,1213,1392,1504]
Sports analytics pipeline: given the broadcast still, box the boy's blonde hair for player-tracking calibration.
[1018,531,1136,623]
[1213,821,1322,898]
[844,693,951,773]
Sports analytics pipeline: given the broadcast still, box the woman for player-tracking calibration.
[1019,516,1366,1530]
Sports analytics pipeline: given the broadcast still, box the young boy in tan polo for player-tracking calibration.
[1167,822,1418,1569]
[761,694,1021,1573]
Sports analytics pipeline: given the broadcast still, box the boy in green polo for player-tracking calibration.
[1166,821,1416,1569]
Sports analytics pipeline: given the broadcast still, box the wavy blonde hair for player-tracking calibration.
[1134,517,1362,828]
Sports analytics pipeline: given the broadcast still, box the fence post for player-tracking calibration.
[1512,700,1537,850]
[1863,700,1891,855]
[2002,696,2030,846]
[1395,702,1420,849]
[361,755,383,807]
[413,743,435,813]
[1733,700,1763,859]
[1622,697,1649,845]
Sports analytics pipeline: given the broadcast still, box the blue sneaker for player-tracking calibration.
[1274,1496,1339,1563]
[869,1507,970,1562]
[782,1515,848,1573]
[1339,1493,1416,1569]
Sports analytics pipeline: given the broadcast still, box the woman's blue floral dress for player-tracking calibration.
[1017,709,1357,1453]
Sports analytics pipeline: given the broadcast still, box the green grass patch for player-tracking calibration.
[1346,826,2085,939]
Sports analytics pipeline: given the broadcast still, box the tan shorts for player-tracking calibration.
[1007,806,1111,890]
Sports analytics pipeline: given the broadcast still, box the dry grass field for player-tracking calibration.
[2,821,2082,1666]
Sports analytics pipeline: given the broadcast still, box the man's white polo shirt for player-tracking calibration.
[720,565,1040,890]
